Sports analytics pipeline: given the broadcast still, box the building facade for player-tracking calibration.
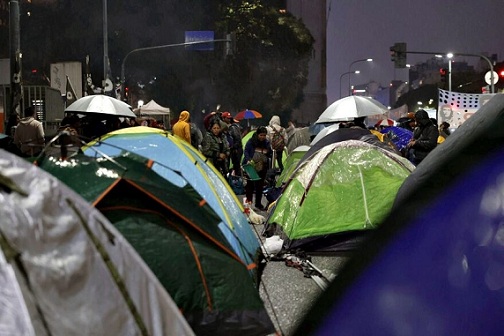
[286,0,327,125]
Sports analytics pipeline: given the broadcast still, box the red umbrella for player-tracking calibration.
[375,118,396,127]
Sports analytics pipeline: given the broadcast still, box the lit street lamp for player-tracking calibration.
[447,52,453,91]
[437,52,494,93]
[348,58,372,95]
[340,70,360,98]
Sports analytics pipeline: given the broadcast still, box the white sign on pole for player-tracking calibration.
[484,71,499,85]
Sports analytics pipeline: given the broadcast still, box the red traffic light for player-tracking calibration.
[499,70,504,78]
[439,68,447,75]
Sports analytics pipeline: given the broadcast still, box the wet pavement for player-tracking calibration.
[249,213,352,336]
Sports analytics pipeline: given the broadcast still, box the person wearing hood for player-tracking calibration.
[267,115,287,171]
[172,110,191,144]
[406,109,438,165]
[13,106,45,156]
[201,120,230,176]
[397,112,416,132]
[243,126,272,211]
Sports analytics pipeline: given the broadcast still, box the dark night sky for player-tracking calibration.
[4,0,503,105]
[326,0,504,103]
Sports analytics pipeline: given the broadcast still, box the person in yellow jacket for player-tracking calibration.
[172,110,191,144]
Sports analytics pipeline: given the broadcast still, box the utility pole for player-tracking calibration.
[120,37,233,99]
[390,47,495,93]
[103,0,108,82]
[9,0,22,120]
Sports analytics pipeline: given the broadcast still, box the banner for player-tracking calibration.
[85,55,96,96]
[103,58,114,96]
[11,52,23,115]
[66,75,77,106]
[438,89,495,129]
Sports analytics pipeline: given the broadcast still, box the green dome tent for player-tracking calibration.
[38,152,275,336]
[275,145,310,187]
[267,140,415,252]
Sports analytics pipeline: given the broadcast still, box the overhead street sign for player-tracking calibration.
[185,31,215,51]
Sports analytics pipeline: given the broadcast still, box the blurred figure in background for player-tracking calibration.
[13,106,45,156]
[267,115,287,172]
[439,121,451,138]
[243,126,272,211]
[172,110,191,144]
[397,112,416,132]
[222,112,243,175]
[190,121,203,151]
[202,120,230,176]
[406,110,438,165]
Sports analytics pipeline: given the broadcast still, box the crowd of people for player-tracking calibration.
[171,110,292,210]
[6,104,445,209]
[2,106,171,157]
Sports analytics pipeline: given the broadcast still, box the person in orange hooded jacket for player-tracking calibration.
[172,110,191,144]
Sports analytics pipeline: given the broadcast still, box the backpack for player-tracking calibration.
[271,127,285,151]
[228,174,245,195]
[228,124,242,149]
[224,131,234,148]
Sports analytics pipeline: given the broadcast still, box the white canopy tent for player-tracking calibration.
[134,100,171,126]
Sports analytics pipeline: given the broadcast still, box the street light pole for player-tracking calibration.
[103,0,109,83]
[348,58,372,96]
[9,0,22,119]
[447,53,453,92]
[401,50,495,93]
[340,70,360,98]
[120,38,231,98]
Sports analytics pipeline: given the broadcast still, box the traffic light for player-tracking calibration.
[390,42,407,68]
[440,68,448,83]
[390,46,396,63]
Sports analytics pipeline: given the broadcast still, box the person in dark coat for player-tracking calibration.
[242,126,272,211]
[221,112,243,175]
[406,109,438,165]
[439,121,451,138]
[397,112,416,132]
[201,120,230,176]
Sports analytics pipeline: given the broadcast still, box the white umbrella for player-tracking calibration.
[65,94,136,118]
[315,96,388,124]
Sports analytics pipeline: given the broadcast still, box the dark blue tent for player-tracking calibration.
[295,95,504,336]
[380,125,413,154]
